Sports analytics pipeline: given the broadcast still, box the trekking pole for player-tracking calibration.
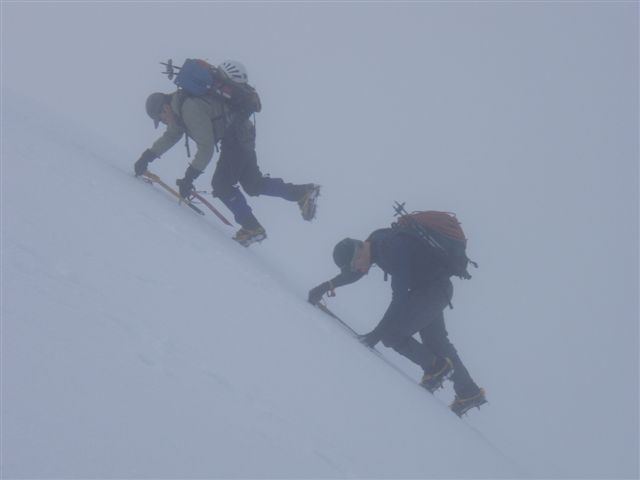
[392,201,407,217]
[393,201,445,253]
[160,59,181,80]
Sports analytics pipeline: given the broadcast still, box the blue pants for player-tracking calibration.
[211,120,306,228]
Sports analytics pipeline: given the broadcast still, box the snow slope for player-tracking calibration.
[2,95,519,478]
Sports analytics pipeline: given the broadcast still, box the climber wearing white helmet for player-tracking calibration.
[134,58,321,247]
[218,60,249,84]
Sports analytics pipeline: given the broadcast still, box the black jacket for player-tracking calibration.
[328,228,451,323]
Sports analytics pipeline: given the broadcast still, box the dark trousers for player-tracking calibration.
[379,281,479,397]
[211,121,307,228]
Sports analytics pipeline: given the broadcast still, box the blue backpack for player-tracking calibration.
[161,58,261,115]
[173,59,216,96]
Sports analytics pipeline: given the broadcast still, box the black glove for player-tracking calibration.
[308,281,331,305]
[134,149,157,176]
[176,165,202,199]
[358,331,381,348]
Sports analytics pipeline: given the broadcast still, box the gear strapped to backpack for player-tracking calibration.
[162,58,261,115]
[391,202,478,279]
[173,59,216,96]
[158,58,262,158]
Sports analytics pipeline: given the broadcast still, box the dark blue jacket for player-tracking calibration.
[329,228,450,323]
[369,228,450,323]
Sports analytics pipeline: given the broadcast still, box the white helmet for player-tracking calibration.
[218,60,248,84]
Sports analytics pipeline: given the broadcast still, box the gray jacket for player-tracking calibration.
[149,92,228,173]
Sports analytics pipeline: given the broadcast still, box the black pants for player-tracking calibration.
[379,281,479,397]
[211,120,307,202]
[210,120,309,229]
[211,120,264,199]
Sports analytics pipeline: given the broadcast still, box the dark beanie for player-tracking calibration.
[145,92,170,128]
[333,238,363,273]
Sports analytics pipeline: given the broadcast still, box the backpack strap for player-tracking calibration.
[175,90,226,157]
[173,91,192,158]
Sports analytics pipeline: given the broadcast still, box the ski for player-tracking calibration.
[141,171,205,215]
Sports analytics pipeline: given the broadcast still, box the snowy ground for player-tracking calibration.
[3,93,519,478]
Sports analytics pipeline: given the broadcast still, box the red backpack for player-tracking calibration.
[392,203,477,279]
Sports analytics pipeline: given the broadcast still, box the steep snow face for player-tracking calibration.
[2,95,518,478]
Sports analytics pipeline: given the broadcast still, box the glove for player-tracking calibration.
[176,165,202,199]
[308,281,331,305]
[134,149,157,176]
[358,331,381,348]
